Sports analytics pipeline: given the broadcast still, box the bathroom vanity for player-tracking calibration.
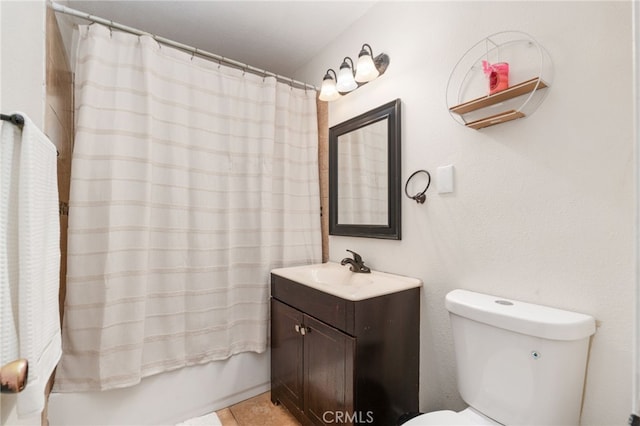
[270,263,421,426]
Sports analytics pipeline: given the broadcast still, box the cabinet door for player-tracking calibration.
[271,299,304,414]
[303,314,355,426]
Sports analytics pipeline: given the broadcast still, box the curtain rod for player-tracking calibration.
[50,2,318,92]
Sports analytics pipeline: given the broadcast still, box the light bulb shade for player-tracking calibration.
[355,53,379,83]
[336,64,357,93]
[319,74,341,101]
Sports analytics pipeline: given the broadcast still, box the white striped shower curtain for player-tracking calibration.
[53,24,321,392]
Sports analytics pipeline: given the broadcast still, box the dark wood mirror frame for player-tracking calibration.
[329,99,401,239]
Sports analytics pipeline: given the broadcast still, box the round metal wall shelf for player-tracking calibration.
[446,31,553,130]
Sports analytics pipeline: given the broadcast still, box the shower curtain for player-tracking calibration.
[54,24,321,392]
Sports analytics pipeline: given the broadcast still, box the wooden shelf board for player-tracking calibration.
[450,77,548,115]
[466,110,526,130]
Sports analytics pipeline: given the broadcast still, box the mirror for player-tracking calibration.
[329,99,401,239]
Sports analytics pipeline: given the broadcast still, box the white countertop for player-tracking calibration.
[271,262,422,301]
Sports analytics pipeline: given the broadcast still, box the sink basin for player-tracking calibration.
[271,262,422,301]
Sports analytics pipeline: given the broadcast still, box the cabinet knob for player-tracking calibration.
[294,324,311,335]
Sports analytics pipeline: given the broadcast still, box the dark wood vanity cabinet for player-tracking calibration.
[270,274,420,426]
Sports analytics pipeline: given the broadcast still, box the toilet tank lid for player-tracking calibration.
[445,289,596,341]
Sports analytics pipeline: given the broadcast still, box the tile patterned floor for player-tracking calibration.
[216,391,300,426]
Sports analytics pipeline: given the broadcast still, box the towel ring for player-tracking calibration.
[404,170,431,204]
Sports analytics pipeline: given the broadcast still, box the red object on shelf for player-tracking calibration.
[483,61,509,94]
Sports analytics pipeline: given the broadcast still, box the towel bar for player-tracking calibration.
[1,112,61,157]
[0,113,25,129]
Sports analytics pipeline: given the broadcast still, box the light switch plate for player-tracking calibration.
[437,165,454,193]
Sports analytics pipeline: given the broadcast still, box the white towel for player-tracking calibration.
[1,118,22,375]
[0,113,61,418]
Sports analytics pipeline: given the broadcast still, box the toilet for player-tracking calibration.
[405,289,596,426]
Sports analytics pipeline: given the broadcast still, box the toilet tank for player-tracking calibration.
[445,289,596,426]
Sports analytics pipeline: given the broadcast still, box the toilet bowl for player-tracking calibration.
[406,289,596,426]
[403,407,498,425]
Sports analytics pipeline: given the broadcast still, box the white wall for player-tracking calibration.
[1,2,47,425]
[294,2,634,424]
[0,0,46,127]
[634,1,640,417]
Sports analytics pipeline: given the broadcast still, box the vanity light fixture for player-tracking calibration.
[319,69,341,102]
[336,57,358,93]
[355,44,379,83]
[318,43,390,102]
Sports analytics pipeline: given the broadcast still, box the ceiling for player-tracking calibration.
[63,1,376,80]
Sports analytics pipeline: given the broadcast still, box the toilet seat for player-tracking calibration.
[402,407,500,426]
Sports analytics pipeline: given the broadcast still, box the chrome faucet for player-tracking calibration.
[340,249,371,273]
